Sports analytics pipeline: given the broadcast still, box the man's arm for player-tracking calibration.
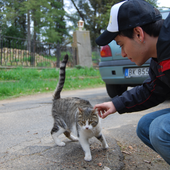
[94,74,170,117]
[112,75,170,114]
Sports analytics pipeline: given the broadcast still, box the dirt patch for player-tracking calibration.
[119,142,169,170]
[108,124,170,170]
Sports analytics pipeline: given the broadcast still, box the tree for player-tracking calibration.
[1,0,67,46]
[0,1,3,30]
[41,0,67,45]
[1,0,27,39]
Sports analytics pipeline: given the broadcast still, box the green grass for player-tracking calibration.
[0,67,104,100]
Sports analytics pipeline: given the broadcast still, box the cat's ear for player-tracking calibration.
[78,107,83,113]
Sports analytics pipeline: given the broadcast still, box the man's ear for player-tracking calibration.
[133,27,145,43]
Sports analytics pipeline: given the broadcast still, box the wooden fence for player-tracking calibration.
[0,35,77,68]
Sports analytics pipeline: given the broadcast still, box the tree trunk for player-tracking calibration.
[27,10,31,52]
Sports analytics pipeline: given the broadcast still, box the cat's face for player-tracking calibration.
[77,108,98,130]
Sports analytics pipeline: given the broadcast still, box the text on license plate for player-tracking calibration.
[125,67,149,78]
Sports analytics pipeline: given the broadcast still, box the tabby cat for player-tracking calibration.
[51,54,108,161]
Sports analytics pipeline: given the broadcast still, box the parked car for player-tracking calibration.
[99,9,170,98]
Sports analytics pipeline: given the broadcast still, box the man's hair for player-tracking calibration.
[118,8,164,38]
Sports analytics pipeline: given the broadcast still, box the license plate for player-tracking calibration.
[125,67,149,78]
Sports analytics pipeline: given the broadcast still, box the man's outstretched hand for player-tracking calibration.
[94,101,116,118]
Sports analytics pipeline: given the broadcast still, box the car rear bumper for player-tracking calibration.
[99,59,150,85]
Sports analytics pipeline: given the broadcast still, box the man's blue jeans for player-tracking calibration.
[136,108,170,165]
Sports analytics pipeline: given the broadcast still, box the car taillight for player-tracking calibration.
[100,45,112,57]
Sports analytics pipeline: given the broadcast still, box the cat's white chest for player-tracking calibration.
[80,124,101,139]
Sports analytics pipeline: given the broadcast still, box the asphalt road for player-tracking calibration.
[0,87,170,170]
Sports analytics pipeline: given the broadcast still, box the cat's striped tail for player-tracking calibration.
[53,54,68,100]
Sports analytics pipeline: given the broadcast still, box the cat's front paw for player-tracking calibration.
[84,154,92,161]
[57,142,66,147]
[70,135,79,142]
[103,143,109,149]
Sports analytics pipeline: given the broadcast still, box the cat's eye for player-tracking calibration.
[91,120,98,127]
[89,121,93,124]
[80,121,86,126]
